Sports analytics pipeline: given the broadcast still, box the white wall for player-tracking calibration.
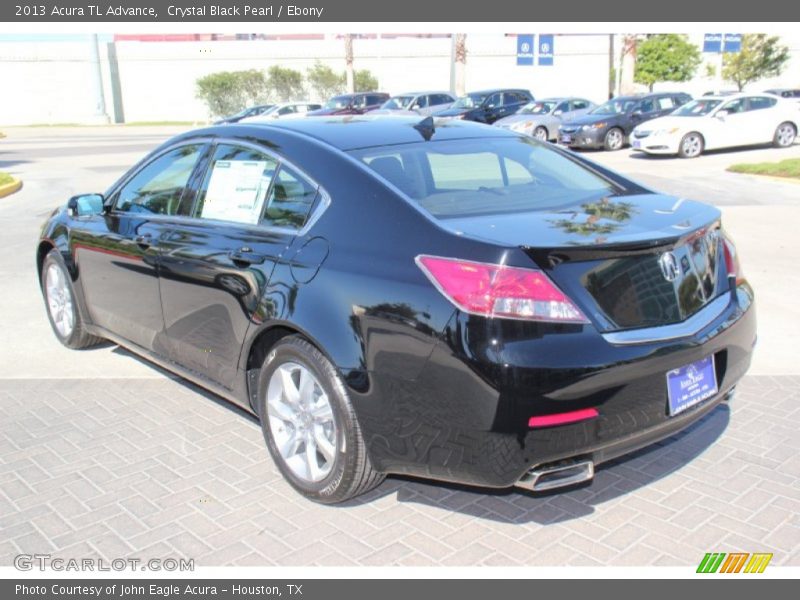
[2,32,799,126]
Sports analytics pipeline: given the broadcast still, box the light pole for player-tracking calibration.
[88,34,109,123]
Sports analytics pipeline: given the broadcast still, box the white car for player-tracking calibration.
[631,94,798,158]
[240,102,322,121]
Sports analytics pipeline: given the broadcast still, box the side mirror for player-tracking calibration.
[631,110,643,119]
[411,104,421,111]
[716,110,729,119]
[553,109,563,116]
[67,193,105,217]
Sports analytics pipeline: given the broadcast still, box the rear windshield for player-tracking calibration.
[350,137,619,219]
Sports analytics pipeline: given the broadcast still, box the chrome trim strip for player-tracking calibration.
[602,293,731,346]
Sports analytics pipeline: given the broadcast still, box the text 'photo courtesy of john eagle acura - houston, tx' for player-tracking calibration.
[36,115,756,504]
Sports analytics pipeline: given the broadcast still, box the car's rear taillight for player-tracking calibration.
[416,255,588,323]
[721,236,744,285]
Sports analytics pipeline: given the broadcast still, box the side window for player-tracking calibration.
[353,95,367,108]
[415,95,429,108]
[366,95,384,106]
[194,144,278,225]
[749,96,777,111]
[675,95,691,106]
[114,144,204,216]
[486,93,503,107]
[639,99,656,113]
[657,97,675,110]
[722,98,746,114]
[571,100,589,110]
[278,105,297,115]
[555,101,571,113]
[263,165,318,229]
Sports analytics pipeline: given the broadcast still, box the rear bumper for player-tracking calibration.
[354,286,755,489]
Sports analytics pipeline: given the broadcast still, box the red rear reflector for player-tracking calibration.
[416,255,588,323]
[721,236,744,285]
[528,408,599,428]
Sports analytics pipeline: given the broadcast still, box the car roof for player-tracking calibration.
[466,88,531,95]
[199,115,520,152]
[394,91,454,96]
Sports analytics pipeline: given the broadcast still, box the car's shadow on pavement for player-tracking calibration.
[344,405,730,524]
[109,343,729,525]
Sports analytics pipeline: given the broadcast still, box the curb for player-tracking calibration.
[727,171,800,185]
[0,176,23,198]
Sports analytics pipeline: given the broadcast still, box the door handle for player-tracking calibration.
[134,234,152,248]
[229,247,267,266]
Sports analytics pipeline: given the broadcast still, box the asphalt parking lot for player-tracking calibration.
[1,126,798,567]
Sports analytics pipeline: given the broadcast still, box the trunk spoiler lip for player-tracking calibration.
[523,218,722,269]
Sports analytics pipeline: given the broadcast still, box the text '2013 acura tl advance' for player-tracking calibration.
[37,116,756,503]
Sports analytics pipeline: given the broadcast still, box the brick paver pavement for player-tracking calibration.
[1,374,798,566]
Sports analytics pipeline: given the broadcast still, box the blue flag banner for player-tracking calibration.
[538,34,554,65]
[703,33,722,53]
[723,33,742,53]
[517,34,534,66]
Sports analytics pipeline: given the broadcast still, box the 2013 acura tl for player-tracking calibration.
[37,116,756,503]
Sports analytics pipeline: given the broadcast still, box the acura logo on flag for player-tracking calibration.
[659,252,681,282]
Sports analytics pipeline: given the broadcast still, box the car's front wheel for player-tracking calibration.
[533,126,548,141]
[603,127,624,151]
[773,122,797,148]
[40,249,103,349]
[678,132,704,158]
[257,336,385,504]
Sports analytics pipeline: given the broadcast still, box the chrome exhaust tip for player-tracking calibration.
[515,459,594,492]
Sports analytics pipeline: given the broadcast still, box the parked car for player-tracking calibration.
[435,88,533,124]
[214,104,274,124]
[240,102,322,121]
[307,93,390,116]
[38,116,755,503]
[494,97,596,141]
[763,88,800,99]
[631,94,799,158]
[558,92,692,151]
[370,91,456,116]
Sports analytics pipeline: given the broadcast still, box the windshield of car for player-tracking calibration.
[382,96,415,110]
[350,138,619,219]
[323,96,352,110]
[452,93,487,109]
[591,99,636,115]
[519,101,557,115]
[672,99,723,116]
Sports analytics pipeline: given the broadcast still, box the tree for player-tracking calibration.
[196,72,248,118]
[353,69,379,92]
[306,61,345,100]
[723,34,790,91]
[196,70,270,117]
[266,65,305,101]
[634,34,701,92]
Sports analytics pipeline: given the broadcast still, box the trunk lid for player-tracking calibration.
[442,194,727,331]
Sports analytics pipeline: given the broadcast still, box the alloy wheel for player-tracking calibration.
[45,263,74,338]
[534,126,548,141]
[606,128,623,150]
[776,123,796,147]
[682,134,703,158]
[266,361,337,483]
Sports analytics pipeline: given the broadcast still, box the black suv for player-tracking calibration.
[435,89,533,124]
[307,92,391,116]
[558,92,692,151]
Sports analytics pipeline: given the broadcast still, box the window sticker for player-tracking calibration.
[201,160,271,224]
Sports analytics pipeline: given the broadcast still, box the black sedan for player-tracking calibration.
[435,89,533,124]
[558,92,692,151]
[37,116,755,503]
[213,104,275,124]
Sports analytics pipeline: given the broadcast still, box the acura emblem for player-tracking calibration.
[658,252,680,282]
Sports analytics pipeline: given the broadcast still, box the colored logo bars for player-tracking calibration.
[696,552,773,573]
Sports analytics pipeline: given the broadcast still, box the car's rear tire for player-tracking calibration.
[603,127,624,151]
[773,122,797,148]
[257,336,385,504]
[40,249,103,349]
[533,126,548,141]
[678,132,704,158]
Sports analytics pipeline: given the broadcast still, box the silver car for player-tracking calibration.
[494,97,595,141]
[370,91,456,117]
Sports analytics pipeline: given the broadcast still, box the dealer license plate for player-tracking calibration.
[560,135,572,143]
[632,139,642,149]
[666,355,718,416]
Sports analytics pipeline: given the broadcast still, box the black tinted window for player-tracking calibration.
[264,165,318,229]
[639,99,656,113]
[749,96,777,110]
[114,144,204,216]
